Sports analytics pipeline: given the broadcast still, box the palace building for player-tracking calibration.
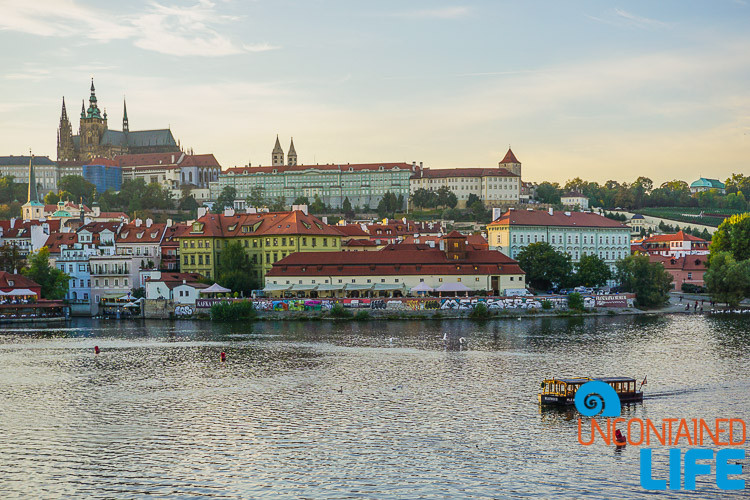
[57,79,180,162]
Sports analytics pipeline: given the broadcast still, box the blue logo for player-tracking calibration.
[574,380,621,417]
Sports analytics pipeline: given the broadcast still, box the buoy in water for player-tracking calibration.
[94,346,100,355]
[220,351,226,362]
[614,429,626,446]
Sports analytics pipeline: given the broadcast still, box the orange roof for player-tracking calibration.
[115,152,182,167]
[175,210,342,238]
[224,162,416,175]
[116,223,167,244]
[343,239,378,247]
[500,148,520,164]
[44,232,78,254]
[419,167,518,179]
[85,157,118,167]
[267,247,523,277]
[489,209,629,229]
[0,271,40,289]
[649,254,708,271]
[334,225,370,237]
[161,224,188,248]
[642,230,708,243]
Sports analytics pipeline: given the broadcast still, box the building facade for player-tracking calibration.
[117,152,221,201]
[409,149,522,207]
[57,80,180,162]
[487,208,631,280]
[690,178,725,194]
[264,233,525,298]
[560,191,589,210]
[630,231,710,258]
[0,155,58,194]
[176,208,343,281]
[83,159,122,193]
[211,162,418,210]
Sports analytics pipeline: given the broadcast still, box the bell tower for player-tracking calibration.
[57,97,76,161]
[272,135,284,166]
[287,137,297,166]
[79,78,108,161]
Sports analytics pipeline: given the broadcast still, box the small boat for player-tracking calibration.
[538,376,644,406]
[614,429,627,446]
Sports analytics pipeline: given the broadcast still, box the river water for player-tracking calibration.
[0,315,748,499]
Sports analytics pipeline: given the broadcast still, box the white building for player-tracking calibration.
[409,148,522,207]
[144,271,206,304]
[560,191,589,210]
[487,208,631,281]
[0,155,59,194]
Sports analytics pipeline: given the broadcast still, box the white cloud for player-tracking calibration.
[613,8,669,29]
[0,0,276,57]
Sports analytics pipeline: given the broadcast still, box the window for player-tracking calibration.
[114,279,119,287]
[104,279,109,287]
[687,272,692,279]
[184,255,188,265]
[198,255,203,265]
[190,255,195,265]
[510,277,514,281]
[206,256,210,265]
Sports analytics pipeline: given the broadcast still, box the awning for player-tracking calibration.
[4,289,37,296]
[262,283,292,292]
[200,283,232,294]
[316,284,345,291]
[374,283,404,291]
[436,282,473,292]
[344,283,374,291]
[410,282,434,292]
[290,284,318,291]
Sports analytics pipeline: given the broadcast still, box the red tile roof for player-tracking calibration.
[267,247,523,277]
[147,272,204,283]
[499,148,520,164]
[224,162,416,175]
[334,224,370,237]
[649,254,708,271]
[642,230,708,243]
[0,271,40,289]
[44,232,78,254]
[44,201,92,213]
[116,223,167,244]
[85,157,119,167]
[114,152,182,167]
[489,209,629,229]
[343,239,378,247]
[160,224,188,248]
[419,167,518,179]
[175,210,342,238]
[178,154,221,168]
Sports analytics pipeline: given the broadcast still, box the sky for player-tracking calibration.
[0,0,748,185]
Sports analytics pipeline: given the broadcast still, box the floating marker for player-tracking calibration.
[94,346,100,355]
[220,351,226,362]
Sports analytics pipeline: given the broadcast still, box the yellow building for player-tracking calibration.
[176,209,343,280]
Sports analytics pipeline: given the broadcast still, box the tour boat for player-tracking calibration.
[538,377,644,406]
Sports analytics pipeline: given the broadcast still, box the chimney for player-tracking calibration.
[292,204,308,215]
[439,240,445,251]
[146,218,153,228]
[135,218,142,227]
[322,216,328,224]
[182,279,186,284]
[197,207,208,218]
[10,217,15,228]
[548,207,554,216]
[171,154,175,163]
[166,218,173,227]
[419,161,423,169]
[246,207,257,214]
[223,207,235,217]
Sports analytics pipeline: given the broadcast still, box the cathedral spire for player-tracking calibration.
[287,137,297,166]
[27,152,39,204]
[61,97,68,121]
[122,98,129,133]
[272,134,284,166]
[81,99,85,119]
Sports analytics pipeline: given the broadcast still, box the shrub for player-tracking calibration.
[681,283,706,294]
[329,303,353,319]
[541,300,552,310]
[353,310,371,321]
[469,302,491,320]
[210,300,256,322]
[567,292,585,311]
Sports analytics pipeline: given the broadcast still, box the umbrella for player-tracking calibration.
[410,282,434,293]
[200,283,232,294]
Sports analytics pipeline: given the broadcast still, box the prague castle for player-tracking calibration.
[57,79,180,162]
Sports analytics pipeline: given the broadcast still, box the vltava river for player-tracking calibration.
[0,315,748,498]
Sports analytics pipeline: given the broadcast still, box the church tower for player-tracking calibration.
[22,154,44,221]
[122,98,129,133]
[499,148,521,177]
[287,138,297,166]
[79,78,108,161]
[57,97,76,161]
[272,135,284,166]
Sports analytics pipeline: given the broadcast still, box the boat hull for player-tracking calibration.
[538,392,643,406]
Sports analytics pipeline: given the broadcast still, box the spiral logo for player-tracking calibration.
[574,380,621,417]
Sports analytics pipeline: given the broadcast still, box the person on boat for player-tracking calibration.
[615,429,626,445]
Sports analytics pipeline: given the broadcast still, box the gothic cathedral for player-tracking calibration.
[57,79,181,162]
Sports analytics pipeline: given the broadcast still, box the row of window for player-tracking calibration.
[511,233,627,245]
[183,237,338,249]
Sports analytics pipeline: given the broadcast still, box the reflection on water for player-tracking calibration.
[0,315,748,498]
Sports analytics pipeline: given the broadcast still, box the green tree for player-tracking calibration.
[247,186,266,208]
[310,194,326,214]
[21,247,70,299]
[217,241,258,295]
[574,254,612,287]
[58,175,95,203]
[410,188,438,209]
[342,196,354,218]
[377,191,401,218]
[213,186,237,213]
[711,213,750,262]
[436,186,457,208]
[567,292,584,311]
[269,196,287,211]
[470,200,487,222]
[44,191,60,205]
[293,195,310,206]
[703,251,750,307]
[615,254,673,308]
[0,244,26,272]
[516,242,572,290]
[535,182,561,204]
[466,193,481,207]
